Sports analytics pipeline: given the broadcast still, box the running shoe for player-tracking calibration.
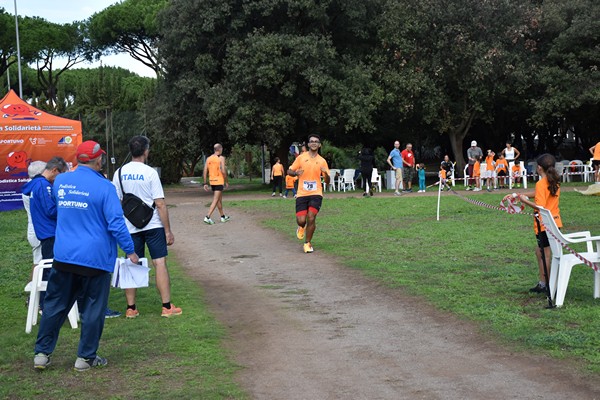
[303,242,314,253]
[125,308,139,319]
[34,353,51,370]
[296,226,305,240]
[161,304,183,318]
[74,355,107,371]
[204,217,215,225]
[105,308,121,318]
[220,215,231,223]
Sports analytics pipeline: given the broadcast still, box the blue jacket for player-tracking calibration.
[53,166,135,273]
[21,175,56,240]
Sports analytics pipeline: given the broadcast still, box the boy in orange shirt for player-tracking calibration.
[511,162,522,188]
[287,134,330,253]
[485,150,496,191]
[283,174,297,198]
[495,154,509,189]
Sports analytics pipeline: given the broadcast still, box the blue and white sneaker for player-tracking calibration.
[105,308,121,318]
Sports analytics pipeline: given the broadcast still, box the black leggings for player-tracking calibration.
[272,176,283,193]
[361,169,373,191]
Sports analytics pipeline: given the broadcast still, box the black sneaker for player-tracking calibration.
[529,283,546,293]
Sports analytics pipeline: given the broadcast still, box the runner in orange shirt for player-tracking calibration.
[288,134,330,253]
[202,143,230,225]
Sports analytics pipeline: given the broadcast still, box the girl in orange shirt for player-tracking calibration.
[473,156,482,191]
[518,153,562,294]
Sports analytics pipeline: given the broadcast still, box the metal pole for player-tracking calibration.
[13,0,23,97]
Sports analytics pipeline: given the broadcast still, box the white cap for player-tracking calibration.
[471,140,477,146]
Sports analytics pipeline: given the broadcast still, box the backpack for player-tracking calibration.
[118,168,155,229]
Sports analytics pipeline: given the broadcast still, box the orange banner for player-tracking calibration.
[0,90,82,211]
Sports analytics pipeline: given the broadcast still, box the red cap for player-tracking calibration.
[77,140,105,162]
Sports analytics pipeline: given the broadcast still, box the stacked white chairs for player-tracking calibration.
[537,207,600,307]
[24,259,79,333]
[338,169,356,191]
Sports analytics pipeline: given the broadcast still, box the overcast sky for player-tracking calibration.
[7,0,155,77]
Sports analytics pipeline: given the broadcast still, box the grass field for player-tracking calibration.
[3,184,600,398]
[229,188,600,372]
[0,211,246,400]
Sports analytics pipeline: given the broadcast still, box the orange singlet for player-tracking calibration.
[206,154,224,185]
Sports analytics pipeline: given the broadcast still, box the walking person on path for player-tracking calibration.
[203,143,230,224]
[112,135,181,319]
[33,141,138,371]
[288,134,330,253]
[271,157,284,197]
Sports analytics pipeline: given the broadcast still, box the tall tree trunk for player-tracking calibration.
[448,109,477,177]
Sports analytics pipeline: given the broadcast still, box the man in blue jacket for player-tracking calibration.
[33,141,139,371]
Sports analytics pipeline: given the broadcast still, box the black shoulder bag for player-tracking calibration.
[118,168,155,229]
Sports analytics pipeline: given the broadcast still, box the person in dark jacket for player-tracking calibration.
[358,147,375,196]
[33,141,138,372]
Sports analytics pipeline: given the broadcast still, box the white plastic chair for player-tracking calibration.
[564,160,586,182]
[338,169,356,191]
[24,259,79,333]
[537,207,600,307]
[463,165,470,187]
[328,169,340,191]
[371,168,382,193]
[554,162,567,182]
[448,162,456,186]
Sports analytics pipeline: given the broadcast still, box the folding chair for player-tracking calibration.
[24,259,79,333]
[537,207,600,307]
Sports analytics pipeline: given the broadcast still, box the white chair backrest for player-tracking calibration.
[371,168,380,182]
[554,162,564,175]
[342,169,355,180]
[537,207,565,256]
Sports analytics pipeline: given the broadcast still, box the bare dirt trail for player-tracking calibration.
[167,187,600,399]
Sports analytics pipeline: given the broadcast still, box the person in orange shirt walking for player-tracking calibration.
[271,157,285,197]
[203,143,230,225]
[288,134,330,253]
[517,153,562,294]
[283,174,297,198]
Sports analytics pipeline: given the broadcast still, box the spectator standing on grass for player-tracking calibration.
[271,157,284,197]
[517,153,562,294]
[113,135,181,319]
[21,157,68,311]
[358,147,375,197]
[484,150,496,191]
[387,140,405,196]
[33,141,139,371]
[401,143,415,192]
[22,161,46,268]
[501,141,521,164]
[203,143,230,225]
[417,163,426,192]
[589,141,600,183]
[466,141,483,190]
[473,156,482,191]
[288,134,330,254]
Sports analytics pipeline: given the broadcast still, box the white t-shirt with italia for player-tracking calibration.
[112,161,165,233]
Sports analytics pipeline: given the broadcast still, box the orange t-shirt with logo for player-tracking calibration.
[496,159,508,173]
[272,163,284,177]
[534,176,562,234]
[289,152,329,197]
[206,154,224,185]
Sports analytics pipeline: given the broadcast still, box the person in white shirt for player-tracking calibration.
[113,136,181,318]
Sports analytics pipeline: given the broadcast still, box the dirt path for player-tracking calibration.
[168,187,600,399]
